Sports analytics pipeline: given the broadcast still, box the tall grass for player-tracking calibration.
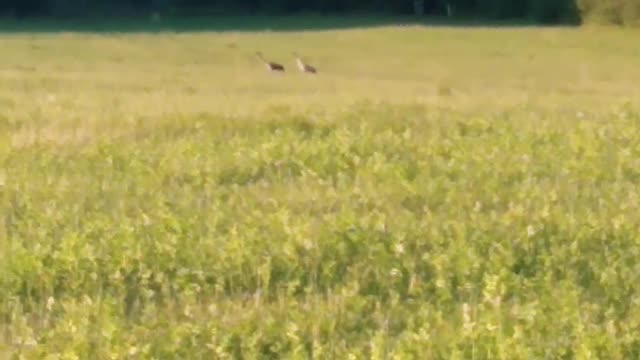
[2,23,640,358]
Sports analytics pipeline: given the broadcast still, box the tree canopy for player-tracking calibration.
[0,0,638,26]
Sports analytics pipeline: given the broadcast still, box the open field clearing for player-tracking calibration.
[2,22,640,358]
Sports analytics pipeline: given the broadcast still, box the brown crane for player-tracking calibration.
[256,52,285,72]
[293,52,317,74]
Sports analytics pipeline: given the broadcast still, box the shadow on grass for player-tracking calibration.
[0,14,562,34]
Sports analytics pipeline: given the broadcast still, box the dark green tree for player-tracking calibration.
[1,0,637,27]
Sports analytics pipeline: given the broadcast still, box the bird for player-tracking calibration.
[256,52,285,72]
[293,52,317,74]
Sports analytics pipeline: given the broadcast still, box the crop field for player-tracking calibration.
[2,18,640,359]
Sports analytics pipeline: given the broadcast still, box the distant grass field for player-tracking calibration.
[2,19,640,359]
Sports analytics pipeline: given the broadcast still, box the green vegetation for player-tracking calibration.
[0,0,578,23]
[4,0,640,27]
[577,0,640,26]
[2,23,640,358]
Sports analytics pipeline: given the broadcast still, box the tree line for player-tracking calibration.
[1,0,639,26]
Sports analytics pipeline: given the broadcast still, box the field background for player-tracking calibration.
[2,18,640,359]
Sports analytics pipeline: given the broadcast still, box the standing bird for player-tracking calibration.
[293,52,317,74]
[256,52,285,72]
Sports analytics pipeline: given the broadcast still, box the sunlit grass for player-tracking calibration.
[2,21,640,359]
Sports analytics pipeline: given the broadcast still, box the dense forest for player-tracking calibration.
[1,0,639,26]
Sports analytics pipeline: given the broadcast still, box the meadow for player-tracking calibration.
[2,18,640,359]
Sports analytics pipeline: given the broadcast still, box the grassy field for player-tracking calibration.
[2,18,640,359]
